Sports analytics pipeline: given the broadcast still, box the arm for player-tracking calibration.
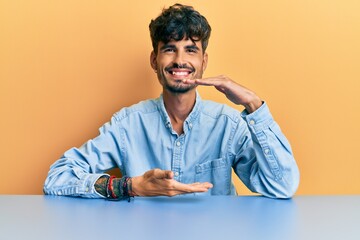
[183,76,300,198]
[183,75,262,113]
[94,169,213,198]
[234,103,300,198]
[43,117,122,198]
[44,115,212,198]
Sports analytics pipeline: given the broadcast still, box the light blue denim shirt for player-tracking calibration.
[44,93,299,198]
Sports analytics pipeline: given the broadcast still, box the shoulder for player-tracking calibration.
[201,99,242,124]
[112,98,159,122]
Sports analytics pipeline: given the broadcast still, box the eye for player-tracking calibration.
[164,48,175,52]
[186,48,198,53]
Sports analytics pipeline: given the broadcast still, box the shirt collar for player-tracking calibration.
[156,91,202,132]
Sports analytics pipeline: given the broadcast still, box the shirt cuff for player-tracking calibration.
[82,173,109,198]
[240,101,274,132]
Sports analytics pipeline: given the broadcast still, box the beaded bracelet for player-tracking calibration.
[126,177,136,197]
[107,175,118,199]
[124,177,135,202]
[106,175,134,202]
[119,176,135,202]
[105,175,111,198]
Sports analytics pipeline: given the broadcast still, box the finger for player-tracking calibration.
[182,78,220,86]
[172,181,213,193]
[152,169,174,179]
[215,86,227,94]
[165,171,174,179]
[194,77,225,87]
[181,79,196,84]
[189,182,201,185]
[189,182,213,189]
[197,182,213,189]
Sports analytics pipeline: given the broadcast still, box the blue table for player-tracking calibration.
[0,195,359,240]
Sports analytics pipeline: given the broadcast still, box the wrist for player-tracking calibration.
[127,177,138,197]
[131,176,142,196]
[110,176,138,199]
[244,96,262,113]
[94,175,110,197]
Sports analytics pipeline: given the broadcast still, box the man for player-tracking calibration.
[44,4,299,199]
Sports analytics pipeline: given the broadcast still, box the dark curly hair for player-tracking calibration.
[149,3,211,54]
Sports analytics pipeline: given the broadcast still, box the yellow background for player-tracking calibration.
[1,0,359,195]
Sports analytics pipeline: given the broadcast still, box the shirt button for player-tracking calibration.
[57,191,62,195]
[176,141,181,147]
[249,120,255,125]
[85,187,89,192]
[174,172,179,177]
[264,149,270,154]
[189,123,193,129]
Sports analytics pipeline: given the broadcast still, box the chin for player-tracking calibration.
[166,84,196,94]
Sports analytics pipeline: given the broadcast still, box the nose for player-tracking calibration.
[173,50,185,66]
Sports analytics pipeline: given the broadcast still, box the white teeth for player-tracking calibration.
[172,71,188,76]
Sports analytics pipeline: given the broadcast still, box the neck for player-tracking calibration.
[163,89,196,134]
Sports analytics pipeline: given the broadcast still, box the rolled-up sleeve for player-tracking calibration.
[43,116,122,198]
[233,102,300,198]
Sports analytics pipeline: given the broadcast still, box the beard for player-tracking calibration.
[157,64,202,94]
[162,78,197,93]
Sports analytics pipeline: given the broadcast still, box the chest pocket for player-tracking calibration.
[195,158,231,195]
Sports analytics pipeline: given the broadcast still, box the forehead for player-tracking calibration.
[158,38,203,50]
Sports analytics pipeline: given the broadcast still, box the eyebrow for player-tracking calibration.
[185,45,200,51]
[159,43,200,51]
[160,44,176,51]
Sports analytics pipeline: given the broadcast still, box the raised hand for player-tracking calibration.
[183,75,262,113]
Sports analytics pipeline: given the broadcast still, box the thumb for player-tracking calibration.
[153,169,174,179]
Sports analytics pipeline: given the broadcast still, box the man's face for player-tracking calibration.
[151,38,208,94]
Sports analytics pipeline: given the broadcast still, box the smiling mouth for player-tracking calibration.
[167,69,194,78]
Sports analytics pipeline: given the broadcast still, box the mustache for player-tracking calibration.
[165,63,195,72]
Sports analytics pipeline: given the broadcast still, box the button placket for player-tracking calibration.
[172,136,183,181]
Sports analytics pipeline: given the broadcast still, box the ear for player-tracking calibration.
[202,52,208,72]
[150,51,157,71]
